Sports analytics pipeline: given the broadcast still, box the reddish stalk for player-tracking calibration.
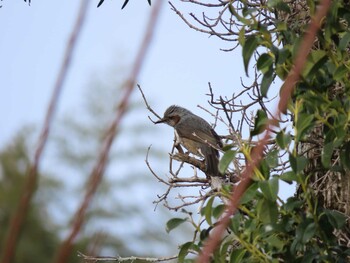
[0,1,90,263]
[197,0,332,262]
[53,1,164,262]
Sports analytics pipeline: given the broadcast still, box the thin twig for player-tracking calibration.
[78,251,178,262]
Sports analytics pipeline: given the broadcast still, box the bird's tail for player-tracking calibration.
[205,149,221,178]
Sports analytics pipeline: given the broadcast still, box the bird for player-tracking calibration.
[155,105,222,178]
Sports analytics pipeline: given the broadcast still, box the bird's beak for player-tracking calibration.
[155,118,165,124]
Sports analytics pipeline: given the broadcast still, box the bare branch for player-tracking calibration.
[78,251,178,262]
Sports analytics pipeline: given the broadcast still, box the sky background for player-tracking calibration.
[0,0,295,256]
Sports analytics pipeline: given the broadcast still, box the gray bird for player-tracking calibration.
[155,105,222,178]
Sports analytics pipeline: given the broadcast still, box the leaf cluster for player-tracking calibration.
[166,0,350,261]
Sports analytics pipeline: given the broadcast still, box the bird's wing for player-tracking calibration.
[175,119,221,148]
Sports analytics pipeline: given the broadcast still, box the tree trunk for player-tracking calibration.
[280,0,350,246]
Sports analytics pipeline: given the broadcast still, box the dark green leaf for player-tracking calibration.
[219,150,236,174]
[280,171,297,183]
[295,114,314,142]
[289,154,308,174]
[266,149,279,168]
[240,183,259,204]
[325,209,346,229]
[259,177,279,202]
[261,69,274,97]
[284,197,304,212]
[200,228,210,241]
[257,198,278,224]
[213,204,225,219]
[229,213,242,233]
[267,0,291,13]
[257,53,274,74]
[302,222,316,243]
[251,110,268,136]
[341,141,350,171]
[243,35,258,76]
[203,196,215,226]
[321,142,334,168]
[229,4,251,25]
[230,249,246,263]
[334,65,348,81]
[166,217,187,233]
[178,241,195,263]
[339,31,350,50]
[276,130,291,149]
[265,235,285,251]
[302,50,327,79]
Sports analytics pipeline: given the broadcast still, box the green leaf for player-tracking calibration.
[265,235,285,251]
[289,154,308,174]
[295,114,314,142]
[261,69,274,97]
[321,142,333,168]
[276,130,291,149]
[266,149,279,168]
[240,183,259,204]
[302,222,316,243]
[325,209,346,229]
[257,198,278,224]
[165,218,187,233]
[213,204,225,219]
[267,0,291,13]
[178,241,196,263]
[238,27,246,46]
[251,109,268,136]
[257,53,274,74]
[243,35,258,76]
[340,141,350,171]
[229,4,251,25]
[284,197,304,212]
[339,31,350,50]
[230,249,246,263]
[203,196,215,226]
[280,171,297,184]
[302,50,327,78]
[259,177,279,202]
[229,213,242,233]
[219,150,236,174]
[334,64,348,81]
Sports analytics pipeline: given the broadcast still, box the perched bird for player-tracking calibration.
[155,105,222,178]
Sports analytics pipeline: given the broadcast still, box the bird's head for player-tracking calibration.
[155,105,192,127]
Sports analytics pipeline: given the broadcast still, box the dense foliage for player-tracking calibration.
[164,1,350,262]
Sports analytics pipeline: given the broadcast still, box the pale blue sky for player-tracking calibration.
[0,0,244,146]
[0,0,294,255]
